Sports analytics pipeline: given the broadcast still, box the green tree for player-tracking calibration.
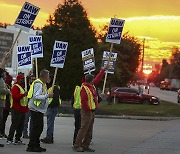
[170,47,180,79]
[159,59,170,80]
[39,0,97,100]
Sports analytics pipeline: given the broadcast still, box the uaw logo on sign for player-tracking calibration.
[14,2,40,32]
[50,41,68,68]
[102,51,117,74]
[106,18,125,44]
[17,45,32,69]
[29,36,43,58]
[82,48,95,74]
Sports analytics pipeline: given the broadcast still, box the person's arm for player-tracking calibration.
[80,87,91,112]
[11,85,25,101]
[93,69,105,86]
[0,52,11,68]
[33,83,48,100]
[93,64,109,86]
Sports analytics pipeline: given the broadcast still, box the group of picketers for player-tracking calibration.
[0,52,109,152]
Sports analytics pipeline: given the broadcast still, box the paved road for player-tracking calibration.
[1,117,180,154]
[131,85,178,104]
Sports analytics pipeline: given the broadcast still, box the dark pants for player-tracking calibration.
[7,108,25,141]
[28,110,44,148]
[0,108,3,133]
[0,109,9,134]
[73,109,81,145]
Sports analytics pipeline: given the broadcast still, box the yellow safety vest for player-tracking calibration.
[0,83,8,100]
[82,84,96,110]
[48,86,62,105]
[13,84,28,107]
[73,86,81,109]
[27,79,47,106]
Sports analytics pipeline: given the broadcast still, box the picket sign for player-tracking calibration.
[102,18,125,94]
[102,43,114,94]
[50,41,68,91]
[81,48,95,74]
[29,35,43,79]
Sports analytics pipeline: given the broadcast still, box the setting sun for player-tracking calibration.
[143,64,153,75]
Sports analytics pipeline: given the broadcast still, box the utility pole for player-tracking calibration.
[141,38,145,79]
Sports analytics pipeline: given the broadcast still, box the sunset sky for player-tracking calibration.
[0,0,180,68]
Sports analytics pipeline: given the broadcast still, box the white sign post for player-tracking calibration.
[50,41,68,91]
[29,36,43,78]
[17,45,32,90]
[102,18,125,94]
[82,48,95,74]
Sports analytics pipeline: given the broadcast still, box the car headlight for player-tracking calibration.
[151,96,157,99]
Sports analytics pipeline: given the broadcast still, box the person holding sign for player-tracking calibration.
[74,65,109,152]
[27,69,53,152]
[7,74,28,145]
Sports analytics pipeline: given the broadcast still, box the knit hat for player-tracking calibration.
[16,74,24,81]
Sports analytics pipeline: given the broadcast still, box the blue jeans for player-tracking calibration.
[46,107,59,140]
[23,111,32,136]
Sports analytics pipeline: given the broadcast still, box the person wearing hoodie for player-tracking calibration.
[6,74,28,145]
[74,65,108,152]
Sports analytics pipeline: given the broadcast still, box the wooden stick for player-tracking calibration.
[102,43,114,94]
[9,29,22,54]
[52,67,58,92]
[24,70,27,90]
[35,58,38,79]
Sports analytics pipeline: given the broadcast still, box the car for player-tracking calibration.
[106,87,160,105]
[178,89,180,103]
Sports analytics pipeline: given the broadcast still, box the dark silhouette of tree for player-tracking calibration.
[39,0,97,100]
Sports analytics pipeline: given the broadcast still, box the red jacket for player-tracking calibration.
[11,82,29,113]
[81,69,105,112]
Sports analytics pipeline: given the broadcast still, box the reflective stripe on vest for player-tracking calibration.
[82,85,96,110]
[27,79,47,106]
[48,86,61,105]
[73,86,81,109]
[14,84,28,107]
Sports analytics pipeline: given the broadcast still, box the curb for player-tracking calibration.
[56,113,180,121]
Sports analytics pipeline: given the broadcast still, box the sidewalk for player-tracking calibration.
[125,122,180,154]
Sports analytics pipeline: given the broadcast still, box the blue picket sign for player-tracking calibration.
[29,36,43,58]
[50,41,68,68]
[106,18,125,44]
[17,45,32,69]
[14,2,40,32]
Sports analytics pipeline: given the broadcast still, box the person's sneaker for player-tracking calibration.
[74,147,84,152]
[41,138,53,144]
[38,147,46,152]
[26,147,42,152]
[0,134,3,139]
[14,140,25,145]
[3,134,7,139]
[0,144,4,147]
[6,140,13,145]
[23,134,30,139]
[82,147,95,152]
